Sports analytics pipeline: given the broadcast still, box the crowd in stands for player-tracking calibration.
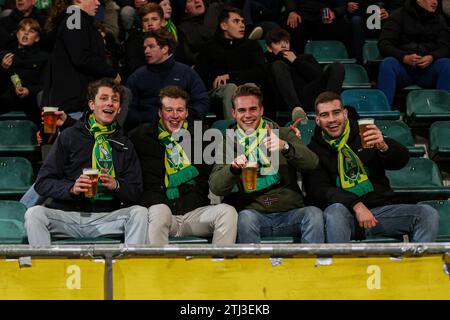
[0,0,448,245]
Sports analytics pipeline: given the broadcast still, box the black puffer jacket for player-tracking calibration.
[303,119,411,211]
[129,118,211,215]
[35,117,143,212]
[378,0,450,60]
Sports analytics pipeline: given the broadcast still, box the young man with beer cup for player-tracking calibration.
[303,91,439,243]
[209,84,325,244]
[24,78,148,246]
[129,85,238,245]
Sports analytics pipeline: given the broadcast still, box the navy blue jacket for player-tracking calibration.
[125,55,209,129]
[35,117,143,212]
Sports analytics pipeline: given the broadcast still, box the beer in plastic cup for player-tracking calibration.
[83,168,99,198]
[358,118,375,148]
[242,161,257,191]
[43,106,58,134]
[10,73,22,88]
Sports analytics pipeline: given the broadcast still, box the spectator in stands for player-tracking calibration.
[282,0,352,54]
[177,0,223,64]
[209,84,324,243]
[124,2,186,78]
[41,0,121,119]
[0,18,47,125]
[117,0,148,35]
[264,28,344,112]
[0,0,47,50]
[129,85,238,244]
[25,78,148,246]
[443,0,450,23]
[242,0,282,36]
[195,6,266,119]
[40,0,71,52]
[125,29,209,129]
[303,91,439,243]
[377,0,450,105]
[158,0,177,39]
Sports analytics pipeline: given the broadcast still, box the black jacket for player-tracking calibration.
[303,119,411,211]
[42,8,117,113]
[195,33,266,91]
[35,117,143,212]
[378,0,450,60]
[0,45,48,96]
[129,118,211,215]
[284,0,347,21]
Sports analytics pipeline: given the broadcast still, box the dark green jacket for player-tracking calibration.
[209,120,319,212]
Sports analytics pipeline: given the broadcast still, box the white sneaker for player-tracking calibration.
[248,26,263,40]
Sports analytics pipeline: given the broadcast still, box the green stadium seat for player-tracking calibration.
[357,235,402,243]
[211,119,236,135]
[0,157,34,198]
[429,121,450,159]
[261,237,297,244]
[0,200,27,244]
[0,120,39,154]
[341,89,401,120]
[375,120,425,157]
[342,64,372,89]
[418,200,450,242]
[0,111,27,120]
[285,120,316,146]
[52,237,123,244]
[386,157,450,201]
[406,89,450,125]
[304,40,356,64]
[362,41,383,65]
[257,39,268,53]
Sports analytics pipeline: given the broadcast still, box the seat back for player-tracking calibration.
[0,120,38,152]
[0,200,27,243]
[304,40,356,64]
[211,119,236,136]
[362,41,382,64]
[375,120,415,147]
[406,89,450,121]
[341,89,400,119]
[386,158,443,188]
[285,120,316,146]
[342,64,371,89]
[429,121,450,157]
[418,200,450,241]
[0,157,34,195]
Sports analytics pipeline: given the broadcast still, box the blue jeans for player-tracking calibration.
[237,207,325,243]
[377,57,450,105]
[323,203,439,243]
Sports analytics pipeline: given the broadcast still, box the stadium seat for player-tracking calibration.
[342,64,372,89]
[418,200,450,242]
[357,236,402,243]
[406,89,450,125]
[0,200,27,244]
[52,237,122,244]
[386,157,450,201]
[304,40,356,64]
[0,111,27,120]
[261,237,297,244]
[285,120,316,146]
[375,120,425,157]
[341,89,401,120]
[211,119,236,135]
[362,40,382,65]
[0,157,34,199]
[169,236,210,244]
[0,120,39,155]
[429,121,450,159]
[257,39,268,53]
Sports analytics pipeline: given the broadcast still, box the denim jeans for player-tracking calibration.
[323,203,439,243]
[377,57,450,105]
[237,207,325,243]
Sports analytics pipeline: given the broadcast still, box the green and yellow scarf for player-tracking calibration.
[322,119,374,197]
[164,19,178,42]
[158,119,199,200]
[236,119,280,193]
[88,114,116,201]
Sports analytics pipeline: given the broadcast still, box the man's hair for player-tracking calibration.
[87,78,124,104]
[265,28,290,46]
[159,85,189,109]
[314,91,343,112]
[218,6,243,25]
[18,18,41,34]
[143,29,177,54]
[139,2,164,20]
[232,84,263,108]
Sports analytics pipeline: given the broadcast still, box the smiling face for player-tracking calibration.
[315,99,348,138]
[232,95,264,132]
[221,12,245,40]
[158,96,188,133]
[88,86,121,125]
[16,23,40,47]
